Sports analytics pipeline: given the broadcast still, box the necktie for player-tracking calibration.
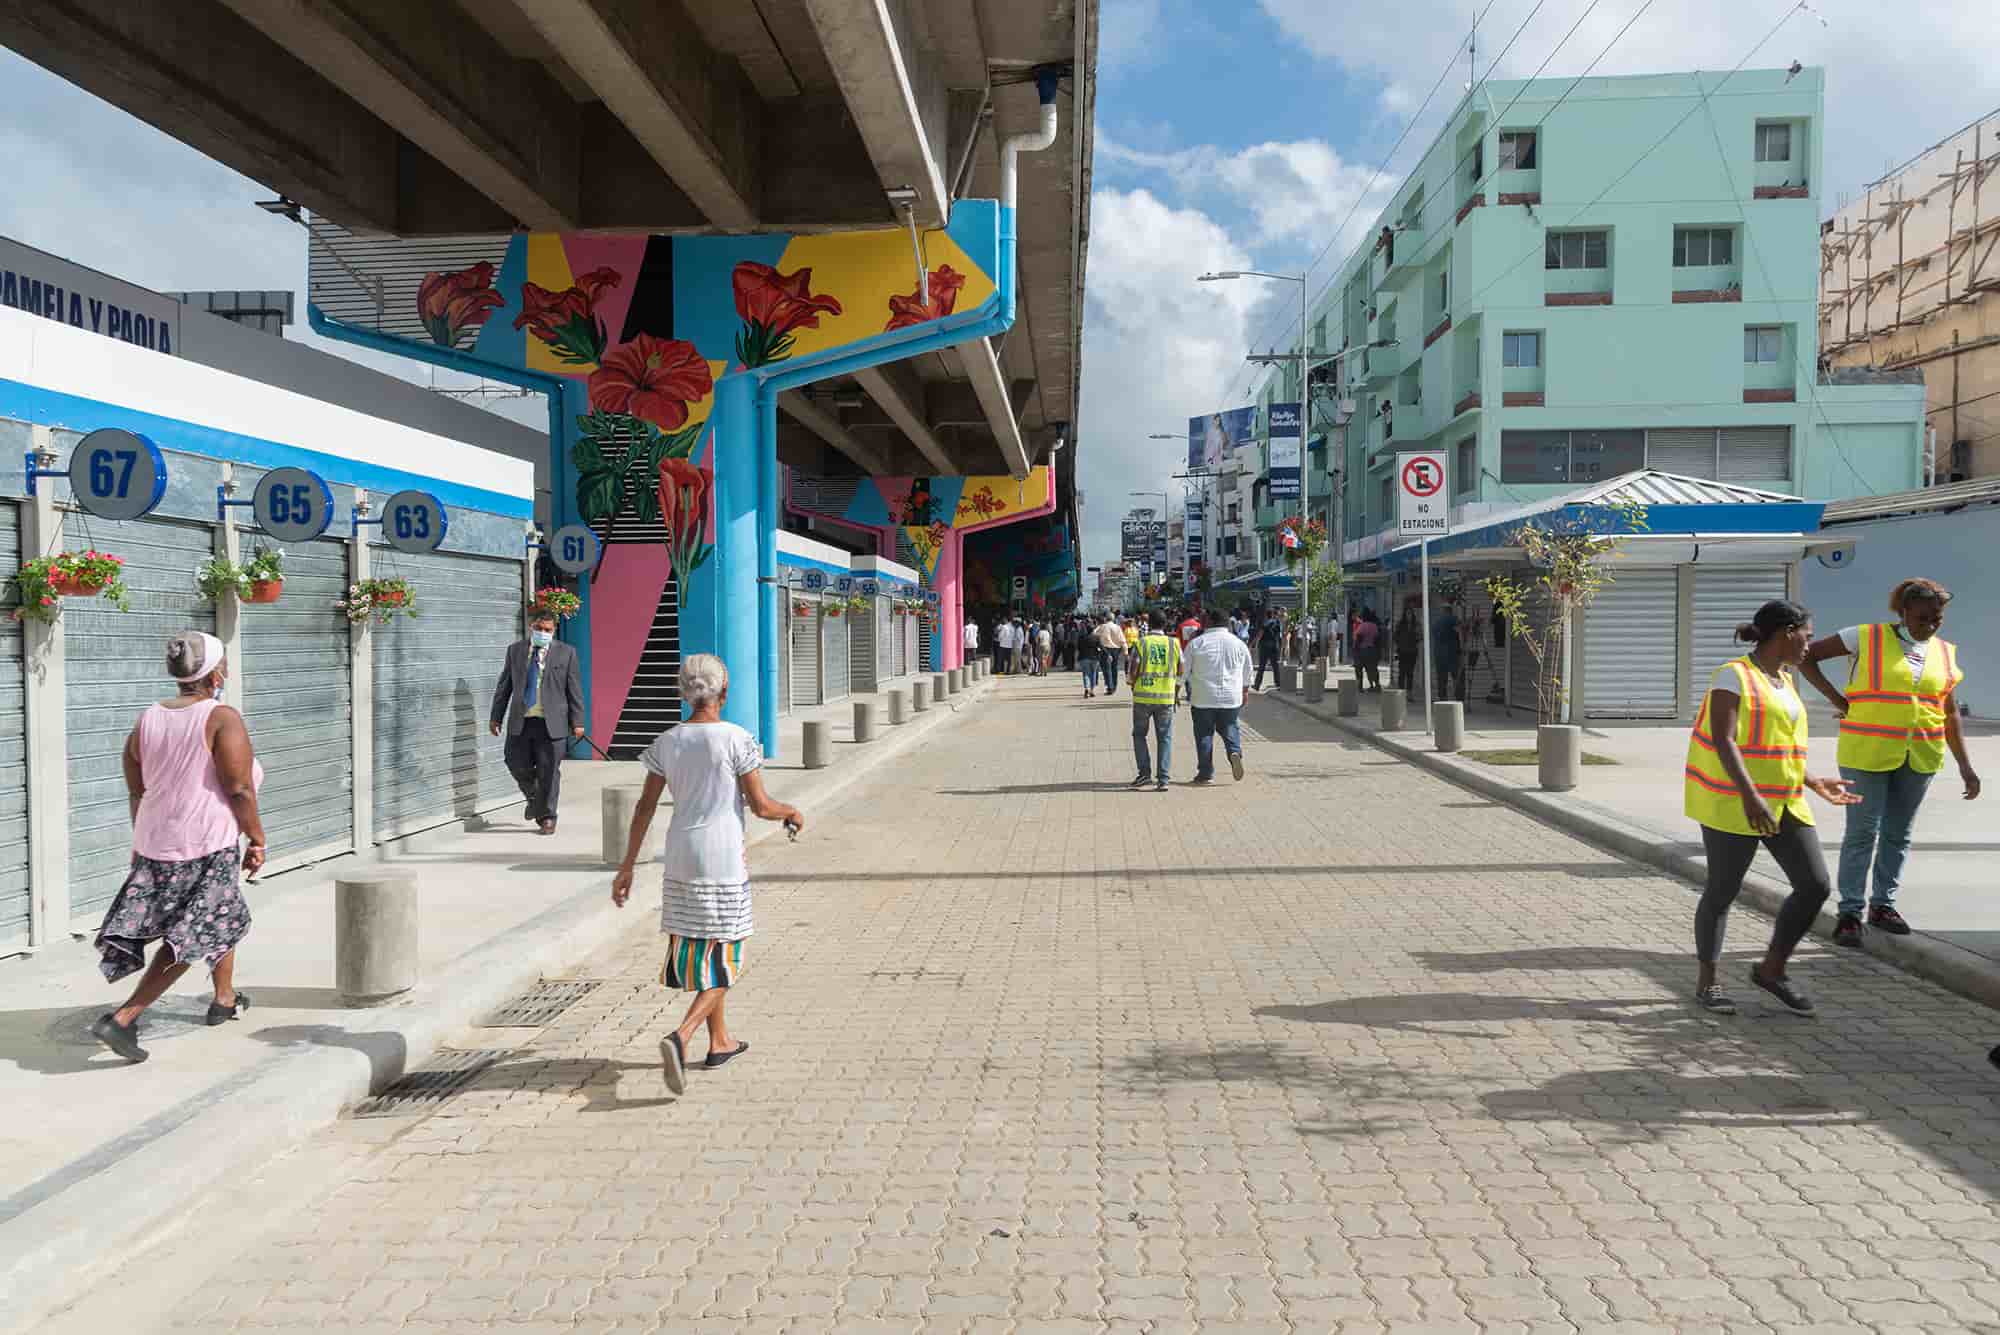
[525,647,542,708]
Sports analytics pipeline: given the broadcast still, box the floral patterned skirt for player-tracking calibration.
[94,848,251,983]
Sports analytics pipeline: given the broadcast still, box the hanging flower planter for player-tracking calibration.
[530,585,582,619]
[198,546,286,606]
[337,577,418,625]
[791,598,814,618]
[246,579,284,604]
[7,551,129,623]
[824,604,845,618]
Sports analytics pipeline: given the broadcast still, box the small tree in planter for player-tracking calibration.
[198,547,286,605]
[1481,500,1647,789]
[7,550,129,623]
[337,576,418,625]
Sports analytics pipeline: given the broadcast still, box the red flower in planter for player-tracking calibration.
[588,335,714,430]
[417,261,504,349]
[657,456,715,582]
[732,262,843,366]
[514,266,622,365]
[886,265,967,331]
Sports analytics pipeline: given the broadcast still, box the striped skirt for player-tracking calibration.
[661,934,745,991]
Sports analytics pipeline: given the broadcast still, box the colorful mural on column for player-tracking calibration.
[313,209,1004,755]
[963,520,1079,609]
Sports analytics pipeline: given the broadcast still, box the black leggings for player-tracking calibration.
[1696,812,1832,963]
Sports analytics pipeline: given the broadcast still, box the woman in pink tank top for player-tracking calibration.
[90,631,268,1064]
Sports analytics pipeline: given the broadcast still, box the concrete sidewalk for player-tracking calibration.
[1265,668,2000,1012]
[0,668,988,1330]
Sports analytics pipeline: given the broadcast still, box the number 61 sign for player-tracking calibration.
[68,428,168,521]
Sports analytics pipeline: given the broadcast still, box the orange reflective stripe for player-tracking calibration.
[1914,727,1947,740]
[1839,720,1910,739]
[1847,690,1917,704]
[1684,765,1739,797]
[1683,763,1800,801]
[1688,731,1803,759]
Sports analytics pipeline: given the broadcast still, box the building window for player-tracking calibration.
[1500,430,1571,484]
[1223,536,1238,556]
[1499,130,1537,170]
[1501,331,1541,368]
[1226,502,1240,523]
[1744,325,1783,363]
[1544,230,1607,270]
[1568,429,1645,482]
[1673,227,1734,266]
[1754,121,1792,162]
[1437,269,1450,311]
[1455,437,1476,495]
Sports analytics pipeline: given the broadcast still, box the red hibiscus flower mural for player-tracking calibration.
[513,266,622,365]
[657,456,714,582]
[732,261,843,367]
[417,261,504,349]
[885,264,967,331]
[955,486,1006,521]
[588,335,714,431]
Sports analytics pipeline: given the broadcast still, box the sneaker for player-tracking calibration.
[1130,775,1152,788]
[1695,985,1737,1015]
[1868,905,1912,935]
[1191,775,1214,785]
[1749,965,1814,1014]
[90,1013,148,1063]
[1154,781,1169,792]
[1229,752,1245,782]
[1833,913,1863,948]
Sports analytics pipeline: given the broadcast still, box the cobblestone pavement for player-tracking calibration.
[159,677,2000,1334]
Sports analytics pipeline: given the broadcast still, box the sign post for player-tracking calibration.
[1397,450,1449,734]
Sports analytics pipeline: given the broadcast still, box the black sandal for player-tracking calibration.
[703,1040,750,1069]
[206,992,250,1026]
[90,1013,149,1063]
[660,1032,687,1094]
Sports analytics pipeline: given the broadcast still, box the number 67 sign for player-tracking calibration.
[67,428,169,521]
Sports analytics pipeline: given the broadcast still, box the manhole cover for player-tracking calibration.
[354,1048,512,1118]
[49,997,215,1047]
[477,979,602,1027]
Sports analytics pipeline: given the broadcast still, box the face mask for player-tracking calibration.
[530,629,554,648]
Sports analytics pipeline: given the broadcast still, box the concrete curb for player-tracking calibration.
[1264,688,2000,1014]
[5,675,996,1331]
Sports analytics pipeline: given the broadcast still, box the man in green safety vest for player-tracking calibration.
[1129,611,1183,792]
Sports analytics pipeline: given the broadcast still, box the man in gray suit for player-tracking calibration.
[490,610,586,835]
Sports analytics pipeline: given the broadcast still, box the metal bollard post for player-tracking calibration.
[335,875,419,1004]
[601,784,663,865]
[1304,666,1325,703]
[852,699,875,742]
[887,688,908,725]
[1337,678,1360,717]
[1381,688,1407,730]
[802,721,830,769]
[912,680,930,712]
[1433,700,1465,752]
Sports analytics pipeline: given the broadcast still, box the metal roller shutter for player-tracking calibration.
[1687,565,1789,718]
[918,617,934,673]
[877,600,897,682]
[1646,428,1717,479]
[822,603,850,701]
[850,598,878,692]
[67,517,217,924]
[900,611,914,676]
[0,507,27,951]
[372,550,521,840]
[790,595,822,707]
[1719,427,1792,483]
[239,537,354,867]
[1582,569,1680,718]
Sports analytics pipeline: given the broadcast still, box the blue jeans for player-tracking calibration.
[1081,654,1101,689]
[1190,706,1241,780]
[1100,649,1121,694]
[1836,761,1936,916]
[1131,703,1174,782]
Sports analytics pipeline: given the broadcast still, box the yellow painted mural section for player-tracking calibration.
[774,228,998,363]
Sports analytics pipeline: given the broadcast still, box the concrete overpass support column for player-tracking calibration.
[708,373,763,742]
[758,387,781,757]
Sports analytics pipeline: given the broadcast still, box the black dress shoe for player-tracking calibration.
[207,992,250,1026]
[90,1014,148,1063]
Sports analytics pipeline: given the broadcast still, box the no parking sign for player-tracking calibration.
[1397,450,1449,540]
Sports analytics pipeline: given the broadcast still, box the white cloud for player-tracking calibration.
[1256,0,2000,204]
[1099,135,1393,249]
[1098,0,1165,76]
[1074,188,1283,567]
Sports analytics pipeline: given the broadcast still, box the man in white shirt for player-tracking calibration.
[995,618,1016,674]
[963,616,980,670]
[1180,606,1253,783]
[1092,615,1127,695]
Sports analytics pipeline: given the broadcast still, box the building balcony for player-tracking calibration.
[1423,315,1454,348]
[1454,193,1486,225]
[1545,290,1612,308]
[1502,390,1546,407]
[1753,184,1809,200]
[1453,388,1482,418]
[1671,286,1743,303]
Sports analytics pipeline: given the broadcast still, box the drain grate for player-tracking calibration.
[478,979,603,1028]
[354,1048,512,1118]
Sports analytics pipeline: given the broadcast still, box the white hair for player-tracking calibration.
[679,653,729,709]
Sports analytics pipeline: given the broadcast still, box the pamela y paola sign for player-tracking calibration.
[0,237,182,354]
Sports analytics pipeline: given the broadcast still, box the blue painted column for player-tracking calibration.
[756,386,781,756]
[708,372,761,736]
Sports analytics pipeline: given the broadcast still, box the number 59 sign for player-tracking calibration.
[68,428,168,521]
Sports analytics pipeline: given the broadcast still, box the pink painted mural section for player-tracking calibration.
[589,544,670,752]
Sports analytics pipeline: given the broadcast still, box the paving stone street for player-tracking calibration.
[155,677,2000,1335]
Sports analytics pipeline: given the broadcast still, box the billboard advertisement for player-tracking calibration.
[1120,517,1150,560]
[1268,401,1302,502]
[1188,406,1257,471]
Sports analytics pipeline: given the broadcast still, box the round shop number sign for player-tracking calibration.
[383,489,447,553]
[252,467,334,542]
[68,428,168,521]
[547,523,601,575]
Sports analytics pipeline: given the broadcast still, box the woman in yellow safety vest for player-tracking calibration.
[1798,577,1981,946]
[1685,599,1858,1015]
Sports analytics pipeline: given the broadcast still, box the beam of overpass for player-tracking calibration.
[509,0,760,231]
[853,363,954,475]
[216,0,582,231]
[962,337,1031,478]
[778,392,894,476]
[799,0,951,229]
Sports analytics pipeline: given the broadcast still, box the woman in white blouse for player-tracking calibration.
[612,654,803,1094]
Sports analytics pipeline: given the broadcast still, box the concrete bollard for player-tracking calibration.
[601,784,663,865]
[335,875,419,1004]
[853,699,876,743]
[1278,664,1298,692]
[802,721,830,769]
[1304,666,1325,703]
[1539,723,1582,792]
[912,680,930,712]
[933,673,947,700]
[887,688,908,725]
[1433,700,1465,752]
[1337,678,1360,717]
[1381,688,1407,730]
[951,667,965,692]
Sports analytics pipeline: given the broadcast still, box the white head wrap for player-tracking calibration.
[171,631,226,682]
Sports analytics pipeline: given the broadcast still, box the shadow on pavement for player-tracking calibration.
[756,861,1660,884]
